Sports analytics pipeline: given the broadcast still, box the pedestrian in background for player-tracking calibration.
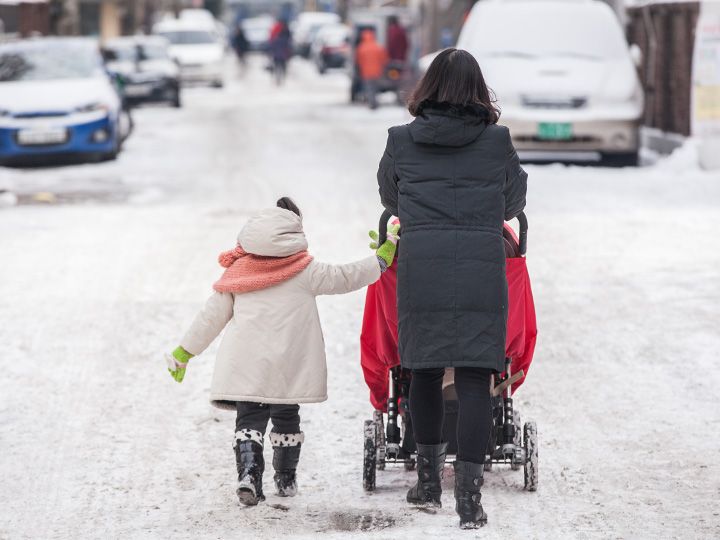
[387,16,408,64]
[165,198,400,507]
[356,29,388,110]
[231,23,249,71]
[269,18,293,85]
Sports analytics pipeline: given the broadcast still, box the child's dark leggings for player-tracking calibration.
[409,367,493,464]
[236,401,301,435]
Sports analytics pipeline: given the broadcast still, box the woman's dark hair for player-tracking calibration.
[277,196,301,217]
[407,48,500,123]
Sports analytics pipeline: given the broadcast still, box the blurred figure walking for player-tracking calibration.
[387,16,408,63]
[356,30,388,109]
[269,18,293,85]
[231,23,250,72]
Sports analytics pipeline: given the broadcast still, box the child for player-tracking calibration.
[165,197,398,506]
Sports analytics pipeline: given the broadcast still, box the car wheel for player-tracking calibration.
[212,79,224,88]
[602,151,639,167]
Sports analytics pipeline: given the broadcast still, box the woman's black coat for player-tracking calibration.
[377,103,527,372]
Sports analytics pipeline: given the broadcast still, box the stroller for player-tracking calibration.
[360,210,538,492]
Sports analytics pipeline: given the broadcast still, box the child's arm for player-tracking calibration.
[308,224,399,296]
[180,291,234,356]
[307,256,382,296]
[166,291,234,383]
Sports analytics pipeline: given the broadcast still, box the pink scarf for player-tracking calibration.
[213,246,314,294]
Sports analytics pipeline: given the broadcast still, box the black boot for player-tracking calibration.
[454,460,488,529]
[270,432,304,497]
[406,442,448,507]
[234,430,265,506]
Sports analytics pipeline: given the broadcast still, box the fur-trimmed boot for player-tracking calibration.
[453,460,488,529]
[269,432,304,497]
[406,442,448,507]
[234,429,265,506]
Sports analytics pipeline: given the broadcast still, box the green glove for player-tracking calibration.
[166,346,194,383]
[370,224,400,266]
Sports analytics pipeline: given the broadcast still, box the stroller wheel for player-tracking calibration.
[363,420,377,491]
[511,413,522,471]
[483,461,493,472]
[523,421,538,492]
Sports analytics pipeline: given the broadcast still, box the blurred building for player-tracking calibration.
[0,0,50,37]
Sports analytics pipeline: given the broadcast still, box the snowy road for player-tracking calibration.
[1,57,719,540]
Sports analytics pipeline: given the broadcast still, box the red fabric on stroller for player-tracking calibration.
[360,224,537,411]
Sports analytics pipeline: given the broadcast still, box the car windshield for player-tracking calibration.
[458,5,628,61]
[107,45,136,62]
[0,43,99,82]
[322,28,349,45]
[140,43,170,60]
[157,30,215,45]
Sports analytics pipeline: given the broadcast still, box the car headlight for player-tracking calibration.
[76,102,109,114]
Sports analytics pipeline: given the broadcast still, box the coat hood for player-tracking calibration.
[238,207,308,257]
[408,101,490,147]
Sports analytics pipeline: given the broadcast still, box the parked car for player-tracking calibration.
[241,15,275,51]
[102,36,181,108]
[0,38,124,164]
[293,11,340,58]
[453,0,644,165]
[310,23,350,74]
[153,18,225,87]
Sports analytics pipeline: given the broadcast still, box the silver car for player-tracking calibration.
[455,0,644,166]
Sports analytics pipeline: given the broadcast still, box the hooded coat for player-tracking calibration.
[180,208,381,409]
[377,103,528,372]
[356,30,389,80]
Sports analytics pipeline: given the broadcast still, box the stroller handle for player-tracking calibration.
[517,212,528,256]
[378,209,393,245]
[379,209,528,255]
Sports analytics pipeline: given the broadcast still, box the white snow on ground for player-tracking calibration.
[0,56,719,540]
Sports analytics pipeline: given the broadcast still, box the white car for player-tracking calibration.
[310,23,350,74]
[450,0,644,165]
[153,18,225,87]
[293,11,341,58]
[242,15,275,51]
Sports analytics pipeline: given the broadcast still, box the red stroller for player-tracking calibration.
[360,210,538,491]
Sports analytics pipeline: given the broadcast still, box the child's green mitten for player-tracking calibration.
[166,346,194,383]
[370,224,400,266]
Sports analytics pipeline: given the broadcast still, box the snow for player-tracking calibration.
[1,56,719,539]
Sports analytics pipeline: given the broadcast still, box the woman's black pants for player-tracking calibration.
[409,367,493,464]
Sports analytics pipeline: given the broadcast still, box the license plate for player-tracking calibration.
[537,122,573,140]
[17,127,67,145]
[124,83,153,97]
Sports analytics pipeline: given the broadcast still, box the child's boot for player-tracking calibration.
[234,429,265,506]
[269,432,304,497]
[453,460,488,529]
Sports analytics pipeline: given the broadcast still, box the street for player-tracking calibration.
[1,56,719,539]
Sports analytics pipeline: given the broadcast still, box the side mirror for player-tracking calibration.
[629,43,643,68]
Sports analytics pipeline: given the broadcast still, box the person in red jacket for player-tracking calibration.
[355,29,388,109]
[387,16,408,63]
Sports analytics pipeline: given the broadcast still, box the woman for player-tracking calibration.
[376,48,527,529]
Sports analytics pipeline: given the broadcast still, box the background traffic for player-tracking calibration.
[0,0,659,168]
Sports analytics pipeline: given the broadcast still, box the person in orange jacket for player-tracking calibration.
[355,29,389,109]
